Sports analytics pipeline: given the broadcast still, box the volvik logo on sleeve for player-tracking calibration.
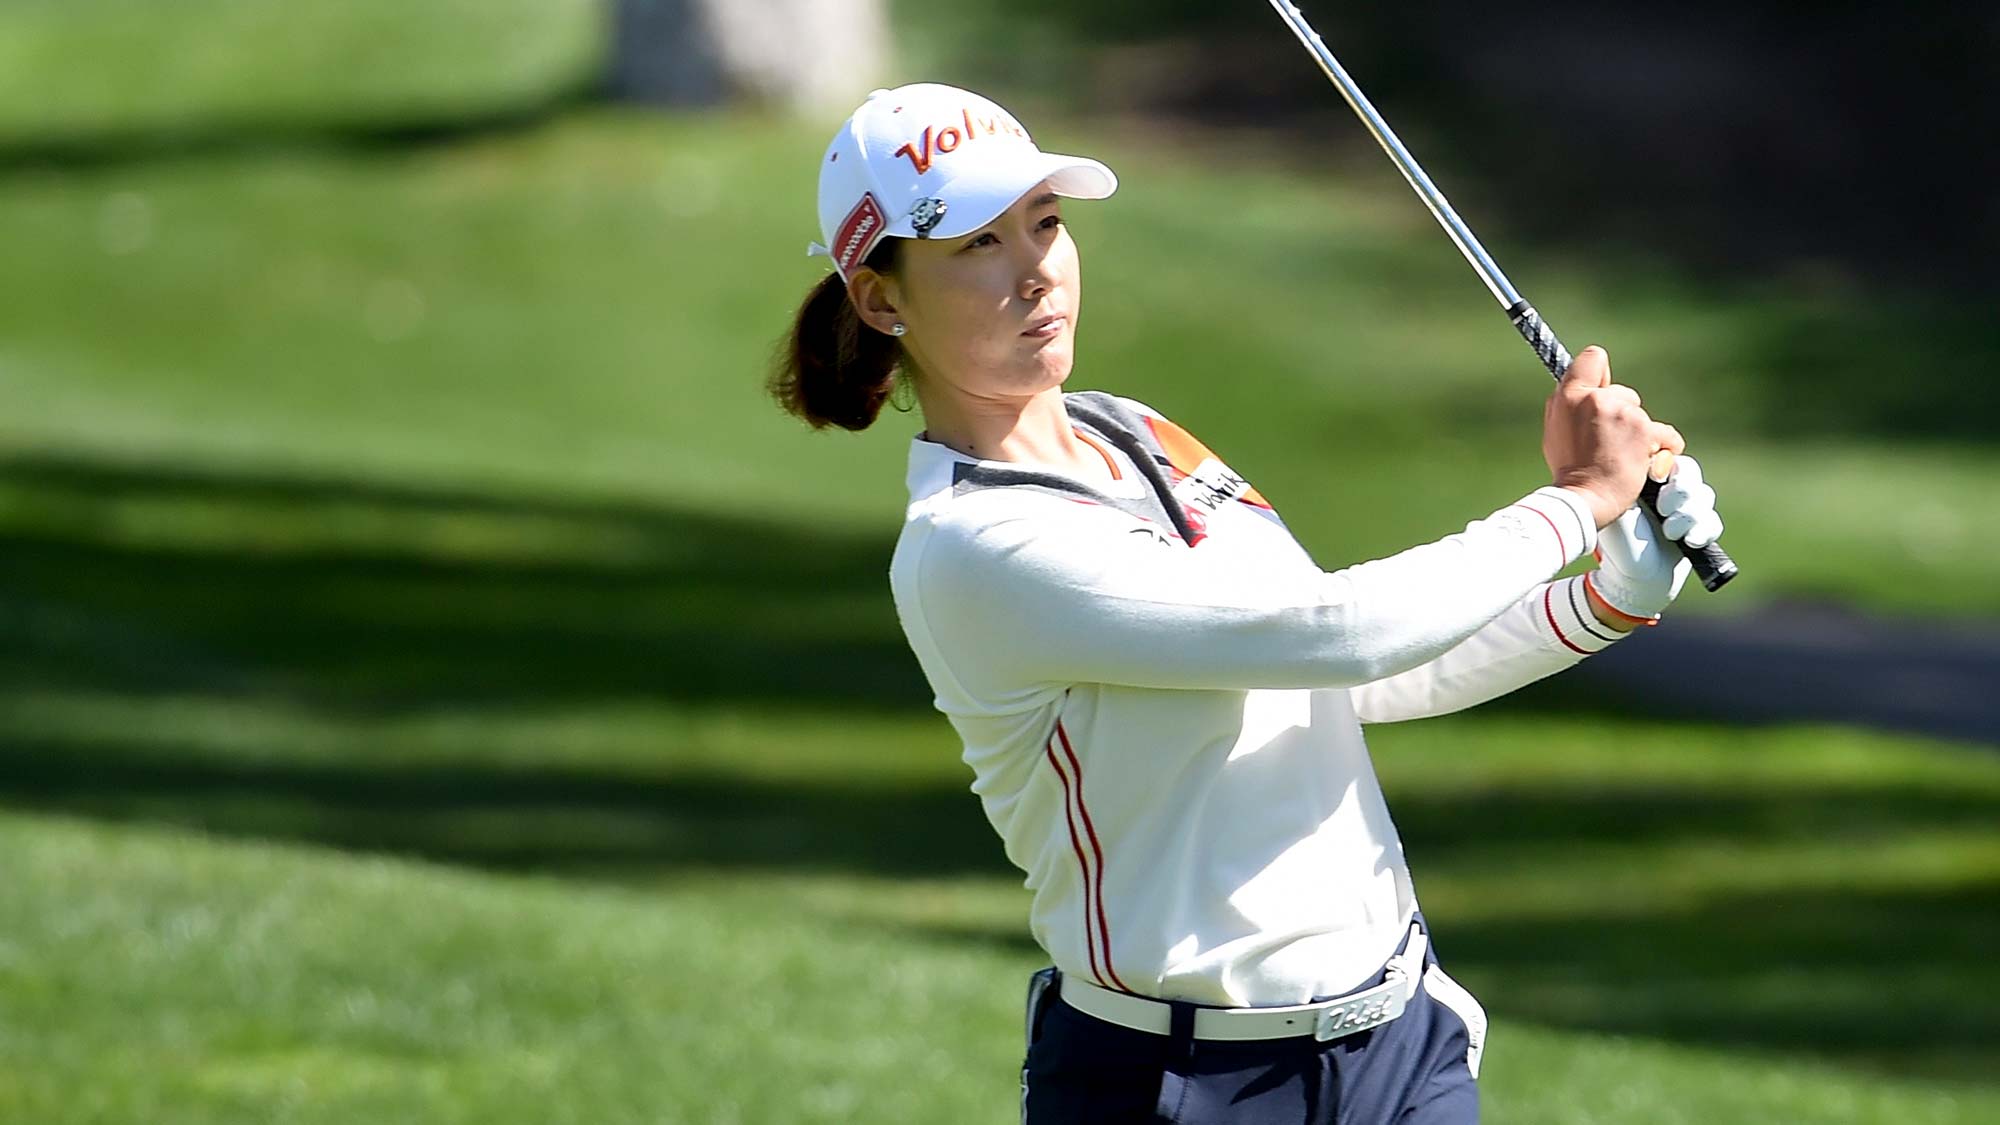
[833,193,887,274]
[1172,458,1254,521]
[893,107,1030,175]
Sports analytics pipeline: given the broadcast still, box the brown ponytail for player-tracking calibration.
[769,240,905,432]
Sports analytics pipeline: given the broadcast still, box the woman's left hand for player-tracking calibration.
[1587,455,1724,623]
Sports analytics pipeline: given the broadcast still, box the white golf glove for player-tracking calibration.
[1587,455,1724,623]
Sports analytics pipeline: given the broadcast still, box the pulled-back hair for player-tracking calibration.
[769,240,905,431]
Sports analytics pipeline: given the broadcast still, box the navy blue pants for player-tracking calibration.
[1022,931,1483,1124]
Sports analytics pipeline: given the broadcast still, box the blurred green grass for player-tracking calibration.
[0,111,1992,612]
[1,21,1997,1122]
[6,707,1999,1123]
[0,0,603,150]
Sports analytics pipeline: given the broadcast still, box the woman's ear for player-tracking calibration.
[847,268,904,338]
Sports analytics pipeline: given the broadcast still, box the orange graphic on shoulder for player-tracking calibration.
[1144,416,1272,509]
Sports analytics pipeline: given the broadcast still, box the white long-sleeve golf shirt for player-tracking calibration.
[888,390,1620,1006]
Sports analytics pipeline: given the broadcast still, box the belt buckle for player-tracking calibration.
[1312,982,1402,1042]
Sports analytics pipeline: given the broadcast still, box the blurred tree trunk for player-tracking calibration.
[608,0,886,112]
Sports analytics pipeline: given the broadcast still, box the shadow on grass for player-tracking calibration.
[7,730,1996,881]
[1513,607,2000,747]
[0,98,579,179]
[0,450,930,714]
[1439,881,2000,1078]
[0,736,1011,879]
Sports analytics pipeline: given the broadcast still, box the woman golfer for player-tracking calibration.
[774,83,1723,1125]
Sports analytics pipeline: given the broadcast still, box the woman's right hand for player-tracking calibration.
[1541,346,1684,529]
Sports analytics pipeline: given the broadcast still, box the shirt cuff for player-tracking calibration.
[1510,487,1599,569]
[1535,575,1625,656]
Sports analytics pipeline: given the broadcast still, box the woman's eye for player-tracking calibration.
[966,232,998,249]
[1039,214,1064,230]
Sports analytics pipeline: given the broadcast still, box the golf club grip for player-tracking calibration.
[1508,302,1740,593]
[1509,301,1573,380]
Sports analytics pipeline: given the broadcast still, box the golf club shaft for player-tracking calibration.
[1266,0,1738,592]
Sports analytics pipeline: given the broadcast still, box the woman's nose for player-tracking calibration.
[1017,248,1056,300]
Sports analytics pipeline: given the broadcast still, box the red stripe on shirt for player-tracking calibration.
[1543,584,1592,655]
[1056,721,1132,993]
[1518,503,1567,569]
[1043,734,1108,987]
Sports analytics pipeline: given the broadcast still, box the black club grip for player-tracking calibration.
[1507,300,1740,593]
[1639,476,1739,592]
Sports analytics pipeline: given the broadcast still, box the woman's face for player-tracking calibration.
[859,181,1081,400]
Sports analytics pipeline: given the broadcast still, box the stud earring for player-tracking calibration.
[891,323,907,337]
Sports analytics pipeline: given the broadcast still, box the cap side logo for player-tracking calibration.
[833,192,886,274]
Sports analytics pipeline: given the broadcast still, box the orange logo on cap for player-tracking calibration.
[893,108,1029,176]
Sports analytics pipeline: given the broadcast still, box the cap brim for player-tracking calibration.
[898,152,1118,241]
[1040,152,1119,202]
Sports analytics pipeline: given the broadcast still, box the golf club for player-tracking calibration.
[1266,0,1739,591]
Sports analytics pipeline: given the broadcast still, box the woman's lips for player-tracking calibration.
[1023,315,1066,338]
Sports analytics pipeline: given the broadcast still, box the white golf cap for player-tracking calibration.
[810,83,1118,279]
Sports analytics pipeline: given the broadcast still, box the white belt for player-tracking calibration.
[1058,925,1428,1043]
